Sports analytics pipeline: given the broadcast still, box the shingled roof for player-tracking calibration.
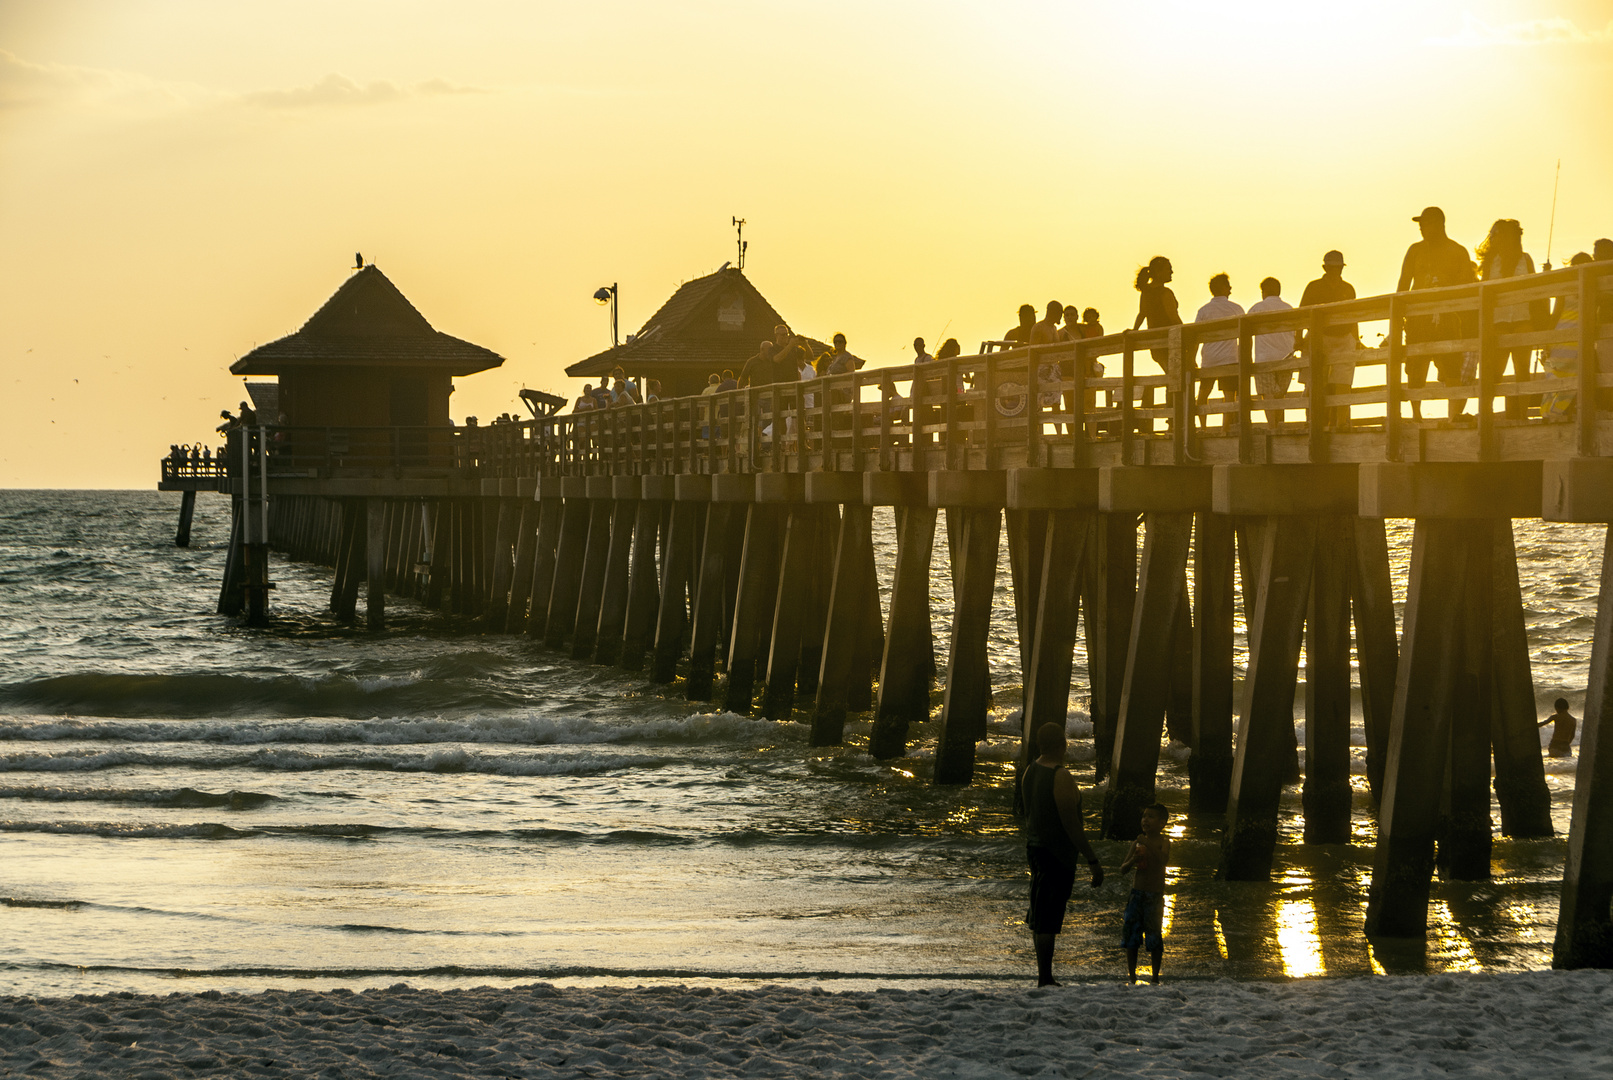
[231,265,505,377]
[564,266,790,380]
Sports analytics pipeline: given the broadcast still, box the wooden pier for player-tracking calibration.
[160,261,1613,968]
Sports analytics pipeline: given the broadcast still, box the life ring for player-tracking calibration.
[996,381,1027,417]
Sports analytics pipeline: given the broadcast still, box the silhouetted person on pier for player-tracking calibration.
[1194,273,1243,425]
[1398,206,1478,421]
[1029,301,1064,345]
[1134,257,1182,422]
[1543,252,1597,419]
[1081,308,1104,338]
[822,333,864,375]
[1539,697,1577,757]
[740,341,776,388]
[1119,802,1171,985]
[573,386,597,412]
[1300,251,1359,428]
[912,337,932,365]
[1004,304,1037,345]
[1250,277,1298,429]
[1477,219,1540,419]
[1018,722,1103,987]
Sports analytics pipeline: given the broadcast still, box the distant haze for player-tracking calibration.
[2,0,1610,486]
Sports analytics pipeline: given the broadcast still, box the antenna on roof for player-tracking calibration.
[731,217,746,270]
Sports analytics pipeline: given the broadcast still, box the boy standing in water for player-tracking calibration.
[1119,803,1171,985]
[1539,697,1578,757]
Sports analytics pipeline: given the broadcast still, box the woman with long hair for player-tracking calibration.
[1476,218,1538,418]
[1133,257,1181,427]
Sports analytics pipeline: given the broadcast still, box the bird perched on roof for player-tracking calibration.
[354,252,364,269]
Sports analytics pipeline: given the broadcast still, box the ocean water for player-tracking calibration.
[0,490,1599,997]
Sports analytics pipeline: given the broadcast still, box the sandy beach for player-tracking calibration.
[3,970,1610,1078]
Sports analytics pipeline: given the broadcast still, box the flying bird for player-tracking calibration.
[355,252,364,269]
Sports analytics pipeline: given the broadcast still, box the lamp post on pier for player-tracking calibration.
[593,283,619,347]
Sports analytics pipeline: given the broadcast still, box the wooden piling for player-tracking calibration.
[619,496,664,673]
[811,503,875,745]
[724,503,781,713]
[1102,511,1192,838]
[1303,516,1355,844]
[762,505,817,719]
[487,498,521,628]
[544,491,591,647]
[1555,526,1613,968]
[1218,516,1316,879]
[1006,508,1049,677]
[571,496,616,661]
[218,498,245,616]
[365,497,387,631]
[652,501,698,684]
[594,493,638,666]
[1351,516,1399,801]
[504,498,538,632]
[1083,512,1138,780]
[1365,519,1472,937]
[796,505,837,697]
[686,502,736,699]
[1190,511,1236,813]
[872,504,937,758]
[330,498,360,619]
[1019,511,1092,764]
[1440,521,1495,881]
[934,507,1001,785]
[525,492,565,638]
[426,500,449,609]
[1489,519,1555,837]
[175,489,196,547]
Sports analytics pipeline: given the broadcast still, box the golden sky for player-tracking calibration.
[2,0,1610,487]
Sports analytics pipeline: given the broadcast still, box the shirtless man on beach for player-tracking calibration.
[1119,803,1171,985]
[1018,722,1103,987]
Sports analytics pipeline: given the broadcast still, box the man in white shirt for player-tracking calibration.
[1247,277,1297,429]
[1194,273,1243,430]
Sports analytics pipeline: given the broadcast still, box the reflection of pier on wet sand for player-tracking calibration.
[159,260,1613,968]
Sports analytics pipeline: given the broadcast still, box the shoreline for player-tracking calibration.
[4,969,1610,1078]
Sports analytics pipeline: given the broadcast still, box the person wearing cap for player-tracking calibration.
[1398,207,1478,422]
[1300,251,1359,429]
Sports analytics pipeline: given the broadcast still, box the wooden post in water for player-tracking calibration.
[725,501,781,713]
[487,496,522,627]
[593,479,640,666]
[1440,521,1495,881]
[1489,519,1555,837]
[686,501,735,699]
[1303,515,1355,844]
[1365,518,1471,937]
[1083,512,1138,780]
[544,480,591,647]
[652,494,699,684]
[524,485,564,637]
[330,498,361,620]
[811,502,875,745]
[1556,522,1613,967]
[934,505,1002,784]
[1190,511,1236,813]
[365,497,387,631]
[1351,516,1399,801]
[619,492,665,673]
[175,490,197,547]
[762,503,817,719]
[1217,516,1316,879]
[571,484,617,661]
[1102,511,1192,838]
[872,495,936,759]
[1019,510,1092,764]
[504,495,538,632]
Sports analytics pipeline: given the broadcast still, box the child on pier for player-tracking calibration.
[1119,803,1171,985]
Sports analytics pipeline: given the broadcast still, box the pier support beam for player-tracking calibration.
[763,505,817,718]
[1490,520,1555,837]
[571,492,616,661]
[725,503,781,713]
[687,502,737,699]
[1190,511,1236,814]
[524,491,564,638]
[544,483,591,648]
[1102,512,1191,838]
[1556,525,1613,968]
[811,503,875,745]
[1083,513,1138,780]
[1020,511,1092,765]
[365,497,387,631]
[873,503,937,758]
[331,498,362,621]
[652,499,698,684]
[1303,516,1355,844]
[1351,516,1399,801]
[175,490,196,547]
[619,495,664,674]
[934,507,1002,785]
[1365,519,1471,937]
[594,484,639,666]
[504,497,538,632]
[487,497,521,628]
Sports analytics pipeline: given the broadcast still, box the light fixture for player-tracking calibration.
[592,283,619,346]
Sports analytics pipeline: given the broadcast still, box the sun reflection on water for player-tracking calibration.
[1276,899,1326,978]
[1429,900,1481,972]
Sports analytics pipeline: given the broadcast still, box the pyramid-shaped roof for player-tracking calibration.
[231,265,504,377]
[564,266,792,379]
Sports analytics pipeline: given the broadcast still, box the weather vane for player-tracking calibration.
[732,217,747,270]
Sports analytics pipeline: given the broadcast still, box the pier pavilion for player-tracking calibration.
[160,259,1613,969]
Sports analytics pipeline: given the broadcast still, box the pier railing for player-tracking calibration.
[161,262,1611,486]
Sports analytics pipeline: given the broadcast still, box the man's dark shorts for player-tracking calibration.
[1026,845,1076,934]
[1122,888,1163,952]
